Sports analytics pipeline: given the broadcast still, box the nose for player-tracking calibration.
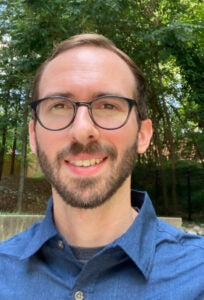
[69,106,100,144]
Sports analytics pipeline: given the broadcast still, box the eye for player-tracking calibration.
[94,98,127,112]
[95,99,122,111]
[101,103,116,110]
[47,99,72,111]
[53,102,67,110]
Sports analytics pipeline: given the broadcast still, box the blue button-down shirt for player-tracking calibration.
[0,190,204,299]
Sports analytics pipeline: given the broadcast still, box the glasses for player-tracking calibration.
[30,95,138,131]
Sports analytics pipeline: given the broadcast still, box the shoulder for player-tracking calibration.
[0,221,42,258]
[151,220,204,291]
[158,219,204,244]
[156,219,204,259]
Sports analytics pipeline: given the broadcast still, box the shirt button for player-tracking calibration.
[74,290,84,300]
[58,240,64,249]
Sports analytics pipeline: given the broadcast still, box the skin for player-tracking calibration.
[29,46,152,247]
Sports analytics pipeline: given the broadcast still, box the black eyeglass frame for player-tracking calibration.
[30,95,139,131]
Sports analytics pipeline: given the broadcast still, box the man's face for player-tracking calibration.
[29,46,152,209]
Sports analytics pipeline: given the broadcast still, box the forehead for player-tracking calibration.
[39,46,136,98]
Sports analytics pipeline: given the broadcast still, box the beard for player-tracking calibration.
[36,138,138,209]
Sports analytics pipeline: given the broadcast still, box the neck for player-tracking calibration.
[53,182,137,247]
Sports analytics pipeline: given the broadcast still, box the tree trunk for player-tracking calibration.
[0,91,9,181]
[0,128,7,181]
[17,91,29,212]
[10,127,17,175]
[154,53,178,212]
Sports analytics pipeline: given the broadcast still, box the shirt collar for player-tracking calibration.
[111,190,157,279]
[21,191,158,280]
[20,198,57,259]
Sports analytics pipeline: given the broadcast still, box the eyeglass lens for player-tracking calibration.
[36,96,131,130]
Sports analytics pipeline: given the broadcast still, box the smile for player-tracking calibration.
[68,158,104,167]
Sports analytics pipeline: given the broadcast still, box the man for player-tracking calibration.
[0,33,203,299]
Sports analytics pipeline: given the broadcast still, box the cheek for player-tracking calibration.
[117,115,138,146]
[104,125,137,155]
[35,127,67,158]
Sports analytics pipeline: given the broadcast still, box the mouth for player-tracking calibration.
[68,158,104,167]
[64,157,107,176]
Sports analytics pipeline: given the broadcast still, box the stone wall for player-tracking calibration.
[0,215,182,242]
[0,215,44,241]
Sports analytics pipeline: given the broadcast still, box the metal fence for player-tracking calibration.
[131,166,204,221]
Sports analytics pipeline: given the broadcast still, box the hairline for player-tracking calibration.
[31,33,148,120]
[34,47,139,100]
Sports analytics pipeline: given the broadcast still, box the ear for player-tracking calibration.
[137,119,153,154]
[29,120,37,154]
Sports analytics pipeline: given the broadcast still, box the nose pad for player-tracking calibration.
[75,102,92,118]
[70,105,100,143]
[74,104,93,125]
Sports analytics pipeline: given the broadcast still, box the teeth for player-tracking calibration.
[69,158,103,167]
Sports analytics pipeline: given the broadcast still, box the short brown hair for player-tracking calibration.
[31,33,148,119]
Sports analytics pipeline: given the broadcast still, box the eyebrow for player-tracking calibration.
[42,92,129,100]
[43,92,75,99]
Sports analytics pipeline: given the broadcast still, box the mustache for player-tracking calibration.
[56,141,117,161]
